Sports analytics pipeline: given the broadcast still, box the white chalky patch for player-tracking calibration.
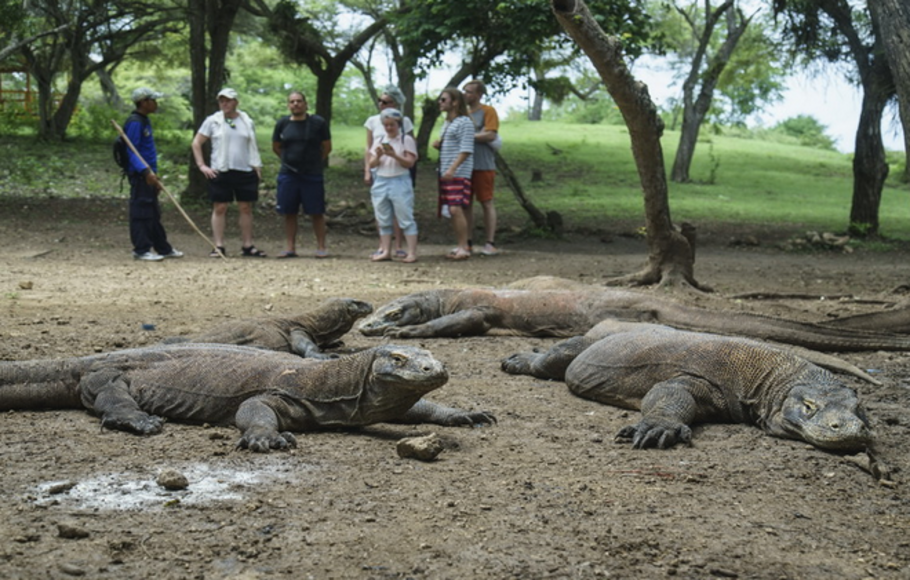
[31,462,315,511]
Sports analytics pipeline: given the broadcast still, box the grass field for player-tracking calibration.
[1,120,907,239]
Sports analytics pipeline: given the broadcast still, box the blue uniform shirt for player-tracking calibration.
[124,111,156,175]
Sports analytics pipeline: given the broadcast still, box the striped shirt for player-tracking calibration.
[438,116,474,179]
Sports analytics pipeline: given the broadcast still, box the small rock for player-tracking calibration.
[18,280,33,290]
[156,468,189,490]
[58,563,86,576]
[57,522,89,539]
[396,433,444,461]
[48,481,77,495]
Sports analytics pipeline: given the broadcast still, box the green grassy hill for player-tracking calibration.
[1,120,906,239]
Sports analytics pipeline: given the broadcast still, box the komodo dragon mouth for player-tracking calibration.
[775,384,872,451]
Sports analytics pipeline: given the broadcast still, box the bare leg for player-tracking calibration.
[481,199,497,245]
[283,213,299,253]
[403,233,418,263]
[372,234,392,261]
[392,220,404,254]
[211,202,229,248]
[238,201,254,248]
[311,213,327,251]
[449,205,470,253]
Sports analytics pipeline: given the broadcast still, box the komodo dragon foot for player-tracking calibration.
[616,419,693,450]
[236,430,298,453]
[101,412,164,436]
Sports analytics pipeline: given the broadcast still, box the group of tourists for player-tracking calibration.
[122,80,500,264]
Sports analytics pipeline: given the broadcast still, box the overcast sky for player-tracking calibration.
[477,60,906,155]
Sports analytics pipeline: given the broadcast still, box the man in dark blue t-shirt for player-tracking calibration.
[272,91,332,259]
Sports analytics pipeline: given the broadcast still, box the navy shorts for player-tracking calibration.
[276,172,326,215]
[208,170,259,203]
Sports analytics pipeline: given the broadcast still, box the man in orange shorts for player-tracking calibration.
[463,80,500,256]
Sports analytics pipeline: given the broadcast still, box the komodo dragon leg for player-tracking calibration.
[501,336,597,380]
[396,399,497,426]
[610,377,721,449]
[289,329,338,359]
[234,396,298,453]
[79,370,164,435]
[384,309,493,338]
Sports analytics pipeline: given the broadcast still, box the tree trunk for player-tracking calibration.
[184,0,243,203]
[849,73,890,237]
[671,2,750,183]
[97,68,123,110]
[551,0,705,290]
[868,0,910,182]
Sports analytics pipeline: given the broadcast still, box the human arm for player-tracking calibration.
[364,128,374,184]
[191,132,218,179]
[441,152,470,180]
[321,140,332,161]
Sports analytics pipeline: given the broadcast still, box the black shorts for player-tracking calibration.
[208,170,260,203]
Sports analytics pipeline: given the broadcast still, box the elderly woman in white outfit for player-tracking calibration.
[191,88,265,258]
[367,108,419,263]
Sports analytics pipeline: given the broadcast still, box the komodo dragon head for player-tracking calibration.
[768,382,873,451]
[358,292,440,336]
[370,345,449,392]
[307,298,375,342]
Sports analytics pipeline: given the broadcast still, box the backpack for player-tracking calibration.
[114,113,147,175]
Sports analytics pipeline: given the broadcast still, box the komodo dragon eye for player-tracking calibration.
[802,400,818,416]
[390,352,408,365]
[387,309,403,321]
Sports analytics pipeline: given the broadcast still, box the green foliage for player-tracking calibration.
[392,0,653,91]
[772,115,837,151]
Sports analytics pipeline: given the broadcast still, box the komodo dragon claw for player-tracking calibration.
[446,411,497,427]
[617,421,693,449]
[236,431,298,453]
[101,413,164,436]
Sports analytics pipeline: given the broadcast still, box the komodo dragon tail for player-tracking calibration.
[656,304,910,352]
[0,359,84,409]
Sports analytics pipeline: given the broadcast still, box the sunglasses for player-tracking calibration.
[377,98,394,105]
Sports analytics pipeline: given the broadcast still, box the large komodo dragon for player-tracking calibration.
[0,343,495,452]
[358,287,910,352]
[500,321,872,451]
[165,297,373,359]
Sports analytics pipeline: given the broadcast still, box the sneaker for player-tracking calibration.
[480,243,500,256]
[162,249,184,259]
[133,251,164,261]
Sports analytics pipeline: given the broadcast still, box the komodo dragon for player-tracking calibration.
[500,324,872,451]
[165,297,373,359]
[0,343,495,452]
[357,288,910,352]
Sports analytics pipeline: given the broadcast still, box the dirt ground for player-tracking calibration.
[1,194,909,580]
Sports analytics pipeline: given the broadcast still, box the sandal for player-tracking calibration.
[394,250,408,259]
[314,249,329,259]
[242,246,267,258]
[370,251,391,262]
[276,251,298,259]
[445,248,471,261]
[209,246,226,258]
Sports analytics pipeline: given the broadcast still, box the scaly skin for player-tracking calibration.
[503,326,872,451]
[167,297,374,359]
[358,284,910,352]
[0,343,495,452]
